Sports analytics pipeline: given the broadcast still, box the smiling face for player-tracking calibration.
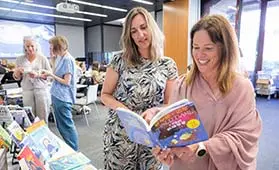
[130,14,151,54]
[192,29,221,77]
[24,39,36,56]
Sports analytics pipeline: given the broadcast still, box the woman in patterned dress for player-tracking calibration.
[101,7,178,170]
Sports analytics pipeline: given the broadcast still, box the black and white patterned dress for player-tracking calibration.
[103,54,178,170]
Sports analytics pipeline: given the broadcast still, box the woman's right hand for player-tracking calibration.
[169,75,186,104]
[152,147,174,166]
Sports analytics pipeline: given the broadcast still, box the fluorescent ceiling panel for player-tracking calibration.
[0,7,92,22]
[132,0,153,5]
[0,0,107,17]
[68,0,128,12]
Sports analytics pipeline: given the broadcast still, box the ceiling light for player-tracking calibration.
[0,0,107,17]
[0,7,92,22]
[132,0,153,5]
[68,0,127,12]
[76,11,107,17]
[228,6,237,11]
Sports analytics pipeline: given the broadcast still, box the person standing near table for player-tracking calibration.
[13,36,51,123]
[101,7,178,169]
[152,14,262,170]
[41,35,78,151]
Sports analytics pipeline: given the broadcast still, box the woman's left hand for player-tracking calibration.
[171,143,198,162]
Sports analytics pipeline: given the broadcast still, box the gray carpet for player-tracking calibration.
[8,97,279,169]
[256,97,279,170]
[49,97,279,170]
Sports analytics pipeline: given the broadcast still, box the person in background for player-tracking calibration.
[0,59,8,74]
[101,7,178,169]
[79,62,86,74]
[41,35,78,151]
[75,61,83,83]
[152,14,262,170]
[91,61,103,85]
[13,36,51,123]
[1,63,21,87]
[1,59,8,68]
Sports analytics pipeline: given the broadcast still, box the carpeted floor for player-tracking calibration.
[8,96,279,170]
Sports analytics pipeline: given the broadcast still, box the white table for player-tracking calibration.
[6,88,23,99]
[76,84,87,89]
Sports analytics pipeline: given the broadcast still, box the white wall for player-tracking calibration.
[103,25,122,52]
[55,24,85,58]
[188,0,201,65]
[85,10,163,54]
[156,10,163,31]
[86,25,101,52]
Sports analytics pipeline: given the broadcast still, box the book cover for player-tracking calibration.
[0,125,11,149]
[7,121,27,146]
[0,106,13,125]
[26,120,46,133]
[23,106,35,123]
[25,122,75,163]
[47,152,91,170]
[17,146,45,170]
[9,110,32,128]
[19,135,45,161]
[28,124,61,162]
[0,90,6,105]
[116,99,209,148]
[0,138,9,149]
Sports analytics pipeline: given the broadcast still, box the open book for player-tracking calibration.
[116,99,208,148]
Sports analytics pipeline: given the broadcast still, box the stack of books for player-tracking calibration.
[4,118,97,170]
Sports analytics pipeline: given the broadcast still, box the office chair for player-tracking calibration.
[74,84,100,126]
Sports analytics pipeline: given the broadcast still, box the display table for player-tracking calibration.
[0,148,7,170]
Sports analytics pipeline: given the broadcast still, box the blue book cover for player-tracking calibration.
[48,152,91,170]
[28,125,61,162]
[116,99,209,148]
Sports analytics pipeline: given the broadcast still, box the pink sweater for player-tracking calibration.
[171,74,262,170]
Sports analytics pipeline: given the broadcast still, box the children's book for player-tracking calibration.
[9,110,32,128]
[0,90,6,105]
[0,125,11,149]
[23,106,35,123]
[47,152,91,170]
[17,145,45,170]
[26,120,46,133]
[22,121,75,163]
[116,99,208,148]
[0,106,13,125]
[28,124,61,162]
[7,121,27,146]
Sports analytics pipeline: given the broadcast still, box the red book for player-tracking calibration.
[17,145,45,170]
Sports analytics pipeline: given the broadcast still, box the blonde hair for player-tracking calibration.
[7,63,16,70]
[49,35,68,55]
[187,14,239,95]
[120,7,164,66]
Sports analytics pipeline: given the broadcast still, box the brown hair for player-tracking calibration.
[187,14,239,95]
[120,7,164,66]
[92,61,100,71]
[49,35,68,55]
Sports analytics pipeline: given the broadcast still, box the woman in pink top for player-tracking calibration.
[151,15,262,170]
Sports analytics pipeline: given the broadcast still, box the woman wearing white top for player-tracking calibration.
[13,36,52,123]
